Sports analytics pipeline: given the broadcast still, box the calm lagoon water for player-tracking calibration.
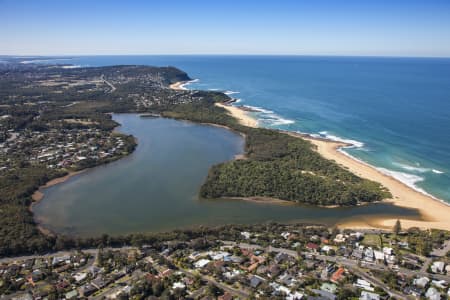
[33,114,419,236]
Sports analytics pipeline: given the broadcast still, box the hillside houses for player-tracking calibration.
[0,127,134,172]
[2,224,450,299]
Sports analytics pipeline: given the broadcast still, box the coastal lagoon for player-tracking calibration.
[33,114,420,236]
[34,56,450,202]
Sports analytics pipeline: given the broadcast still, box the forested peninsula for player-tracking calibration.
[160,99,390,206]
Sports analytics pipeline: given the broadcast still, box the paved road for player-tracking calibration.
[101,74,116,93]
[350,266,407,300]
[0,247,135,264]
[226,241,450,297]
[3,241,450,299]
[231,241,450,279]
[420,257,432,273]
[268,246,299,258]
[431,239,450,257]
[0,250,96,264]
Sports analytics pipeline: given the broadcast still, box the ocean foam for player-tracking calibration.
[224,91,240,95]
[375,167,438,197]
[317,131,365,148]
[313,136,446,201]
[245,105,295,126]
[178,79,199,90]
[392,162,445,175]
[20,58,72,64]
[335,147,447,202]
[337,147,440,200]
[61,65,81,69]
[377,168,424,185]
[337,148,368,163]
[243,105,273,113]
[393,162,429,173]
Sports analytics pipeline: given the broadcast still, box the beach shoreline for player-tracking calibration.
[215,102,259,128]
[31,170,85,202]
[195,89,450,230]
[169,81,186,90]
[169,80,259,128]
[169,79,198,91]
[299,135,450,230]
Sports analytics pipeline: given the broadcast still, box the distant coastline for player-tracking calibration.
[169,79,199,91]
[170,81,450,231]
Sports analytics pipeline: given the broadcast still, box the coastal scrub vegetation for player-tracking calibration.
[0,166,66,255]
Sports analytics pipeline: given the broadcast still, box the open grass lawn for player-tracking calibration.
[362,234,382,248]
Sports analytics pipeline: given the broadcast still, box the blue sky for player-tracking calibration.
[1,0,450,57]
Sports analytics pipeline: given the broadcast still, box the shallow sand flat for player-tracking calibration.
[31,171,84,202]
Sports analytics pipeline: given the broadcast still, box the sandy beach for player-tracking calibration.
[301,137,450,230]
[212,100,450,230]
[169,81,186,90]
[169,81,258,128]
[31,171,84,202]
[215,103,259,128]
[170,80,198,90]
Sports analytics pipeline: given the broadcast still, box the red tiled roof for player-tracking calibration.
[306,242,319,249]
[331,267,345,282]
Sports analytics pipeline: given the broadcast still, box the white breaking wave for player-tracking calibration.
[375,167,438,198]
[61,65,81,69]
[245,105,295,126]
[244,105,272,113]
[224,91,240,95]
[208,88,219,91]
[178,79,199,90]
[307,132,444,201]
[337,148,441,200]
[432,169,445,174]
[316,131,365,148]
[393,162,429,173]
[393,162,445,175]
[20,58,72,64]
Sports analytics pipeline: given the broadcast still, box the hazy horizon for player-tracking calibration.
[2,0,450,57]
[4,54,450,59]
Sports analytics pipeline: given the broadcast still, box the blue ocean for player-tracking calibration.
[31,55,450,203]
